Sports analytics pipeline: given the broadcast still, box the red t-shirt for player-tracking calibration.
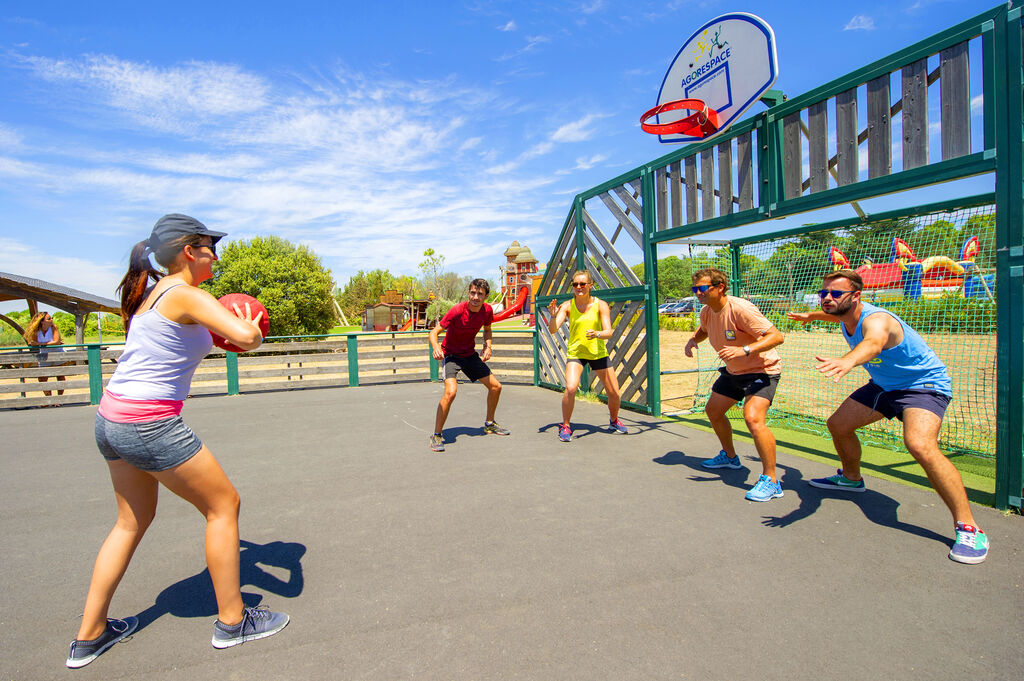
[440,301,493,357]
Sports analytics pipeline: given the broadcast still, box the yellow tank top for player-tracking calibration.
[568,297,607,360]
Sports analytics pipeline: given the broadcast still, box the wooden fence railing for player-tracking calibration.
[0,331,535,409]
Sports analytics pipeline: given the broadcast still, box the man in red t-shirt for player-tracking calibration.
[428,278,509,452]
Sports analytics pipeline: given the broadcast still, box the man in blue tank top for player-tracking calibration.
[788,269,988,564]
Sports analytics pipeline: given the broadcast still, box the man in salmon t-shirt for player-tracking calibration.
[684,268,786,502]
[428,278,510,452]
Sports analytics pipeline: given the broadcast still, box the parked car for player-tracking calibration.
[661,300,696,316]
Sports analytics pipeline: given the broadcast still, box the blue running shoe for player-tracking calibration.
[701,450,743,469]
[745,474,784,502]
[558,424,572,442]
[66,616,138,668]
[949,522,989,564]
[608,418,628,434]
[809,469,866,492]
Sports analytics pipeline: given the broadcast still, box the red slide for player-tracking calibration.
[492,286,529,322]
[398,318,414,331]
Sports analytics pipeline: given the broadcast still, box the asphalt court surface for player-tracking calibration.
[2,382,1022,680]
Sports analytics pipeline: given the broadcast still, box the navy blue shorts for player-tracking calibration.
[443,352,492,382]
[95,413,203,472]
[567,356,609,371]
[712,367,780,404]
[849,381,951,421]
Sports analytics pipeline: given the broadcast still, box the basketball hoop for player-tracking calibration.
[640,98,720,138]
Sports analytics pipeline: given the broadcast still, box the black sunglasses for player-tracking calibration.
[196,242,217,256]
[818,289,853,299]
[571,282,590,288]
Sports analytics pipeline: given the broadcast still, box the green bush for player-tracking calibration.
[659,313,698,332]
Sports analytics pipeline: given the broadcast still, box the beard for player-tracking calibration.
[829,295,857,315]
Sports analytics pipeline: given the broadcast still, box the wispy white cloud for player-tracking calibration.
[496,35,551,61]
[573,153,606,171]
[0,237,123,300]
[0,51,575,285]
[551,114,600,143]
[580,1,606,14]
[844,15,875,31]
[498,20,517,31]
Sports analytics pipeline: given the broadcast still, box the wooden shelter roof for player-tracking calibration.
[0,271,120,315]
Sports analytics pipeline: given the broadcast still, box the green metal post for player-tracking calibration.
[226,352,239,395]
[994,6,1023,510]
[729,245,743,297]
[429,346,439,382]
[87,344,103,405]
[640,167,661,416]
[574,195,587,272]
[347,334,359,387]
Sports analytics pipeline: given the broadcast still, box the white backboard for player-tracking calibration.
[654,13,778,144]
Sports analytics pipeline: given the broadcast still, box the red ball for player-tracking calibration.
[210,293,270,353]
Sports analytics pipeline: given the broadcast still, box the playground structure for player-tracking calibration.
[827,235,995,302]
[534,4,1023,510]
[495,241,541,323]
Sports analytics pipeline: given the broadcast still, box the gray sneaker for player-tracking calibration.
[66,616,138,668]
[483,421,510,436]
[212,606,289,649]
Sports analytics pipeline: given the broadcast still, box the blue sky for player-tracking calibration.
[0,0,999,311]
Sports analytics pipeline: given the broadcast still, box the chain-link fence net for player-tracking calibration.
[679,205,996,457]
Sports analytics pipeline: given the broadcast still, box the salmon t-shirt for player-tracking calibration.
[699,296,781,375]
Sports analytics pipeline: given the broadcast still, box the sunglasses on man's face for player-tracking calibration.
[691,284,715,294]
[818,289,853,300]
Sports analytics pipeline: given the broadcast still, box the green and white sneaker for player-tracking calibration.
[483,421,510,436]
[809,469,866,492]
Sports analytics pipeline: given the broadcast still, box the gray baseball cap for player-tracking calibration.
[148,214,227,250]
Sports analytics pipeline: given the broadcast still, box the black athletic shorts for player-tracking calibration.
[848,381,951,421]
[567,356,609,371]
[711,367,780,404]
[443,352,492,382]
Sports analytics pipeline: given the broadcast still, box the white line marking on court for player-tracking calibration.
[402,419,427,433]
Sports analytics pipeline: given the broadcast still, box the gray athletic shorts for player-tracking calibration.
[94,413,203,472]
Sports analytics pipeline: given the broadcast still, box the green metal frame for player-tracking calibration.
[535,4,1023,509]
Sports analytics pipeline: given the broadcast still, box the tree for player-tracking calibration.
[337,269,397,319]
[202,236,335,336]
[418,248,446,297]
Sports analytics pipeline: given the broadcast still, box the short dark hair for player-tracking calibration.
[822,269,863,292]
[469,278,490,295]
[692,267,729,291]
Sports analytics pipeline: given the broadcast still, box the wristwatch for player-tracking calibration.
[743,345,751,356]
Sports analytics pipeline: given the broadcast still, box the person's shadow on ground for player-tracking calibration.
[654,450,950,546]
[132,539,306,632]
[653,449,752,492]
[537,422,608,441]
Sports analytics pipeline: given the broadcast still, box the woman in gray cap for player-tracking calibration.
[67,214,289,669]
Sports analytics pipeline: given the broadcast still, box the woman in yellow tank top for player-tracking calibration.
[546,270,627,441]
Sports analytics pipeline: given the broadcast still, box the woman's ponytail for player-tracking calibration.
[117,240,163,328]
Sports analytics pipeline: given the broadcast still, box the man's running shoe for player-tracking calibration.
[558,424,572,442]
[212,606,290,649]
[745,474,784,502]
[483,421,510,436]
[701,450,743,469]
[608,418,628,434]
[429,433,445,452]
[809,469,866,492]
[66,617,138,668]
[949,522,989,564]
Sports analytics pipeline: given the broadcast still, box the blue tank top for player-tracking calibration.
[842,303,951,396]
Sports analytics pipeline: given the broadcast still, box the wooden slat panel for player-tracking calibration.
[901,58,929,170]
[737,132,754,210]
[836,88,859,185]
[579,209,644,286]
[597,192,644,247]
[238,365,350,380]
[783,112,803,199]
[669,160,683,228]
[807,101,829,192]
[581,231,625,289]
[684,156,698,223]
[717,140,733,215]
[867,74,892,178]
[611,184,643,217]
[700,149,714,220]
[940,41,970,160]
[655,167,668,230]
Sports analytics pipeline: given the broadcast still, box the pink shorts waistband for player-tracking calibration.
[98,391,184,423]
